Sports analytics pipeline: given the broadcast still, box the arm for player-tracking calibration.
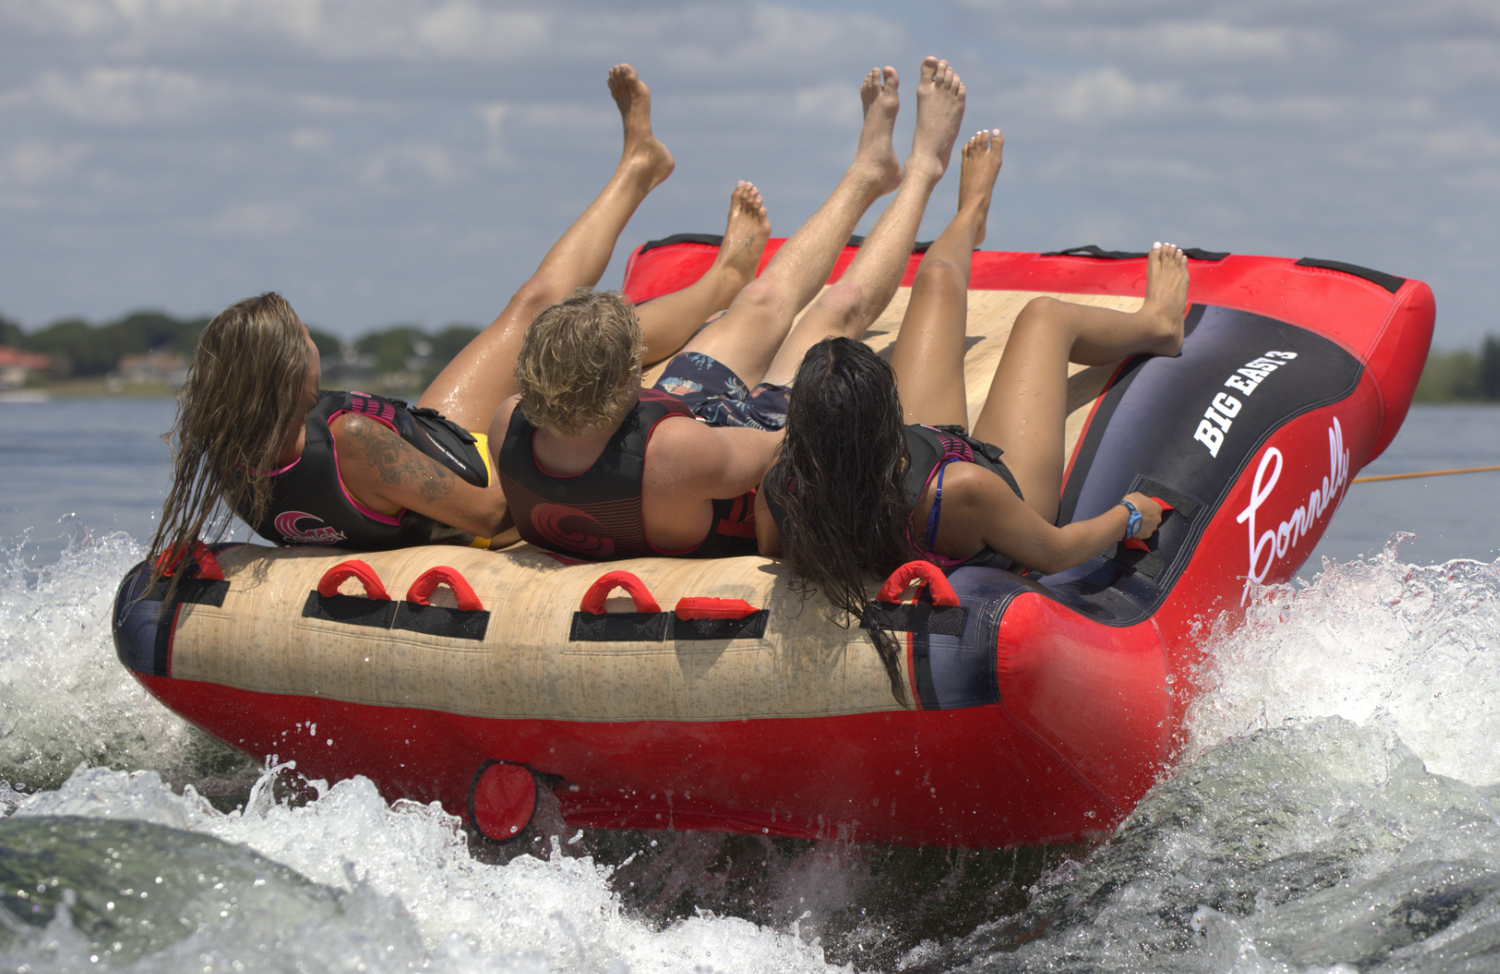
[332,413,511,539]
[648,419,785,500]
[639,418,783,551]
[754,487,782,557]
[936,464,1161,576]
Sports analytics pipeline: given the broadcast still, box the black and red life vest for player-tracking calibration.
[496,389,759,561]
[243,390,490,550]
[900,424,1021,571]
[762,424,1022,573]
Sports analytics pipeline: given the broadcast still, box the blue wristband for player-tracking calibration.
[1118,500,1142,539]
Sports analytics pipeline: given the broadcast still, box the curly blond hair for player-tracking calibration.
[514,289,646,435]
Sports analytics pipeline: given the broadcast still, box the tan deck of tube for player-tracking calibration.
[170,289,1142,722]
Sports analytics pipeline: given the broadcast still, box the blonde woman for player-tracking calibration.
[150,65,769,572]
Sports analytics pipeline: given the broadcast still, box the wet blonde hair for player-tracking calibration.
[514,288,646,435]
[150,292,312,582]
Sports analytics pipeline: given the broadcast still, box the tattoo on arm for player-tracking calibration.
[344,417,455,504]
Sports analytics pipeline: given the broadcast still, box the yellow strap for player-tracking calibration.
[470,430,497,488]
[464,430,498,549]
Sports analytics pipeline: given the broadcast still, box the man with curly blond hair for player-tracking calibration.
[493,58,968,561]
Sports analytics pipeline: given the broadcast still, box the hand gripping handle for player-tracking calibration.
[876,561,960,607]
[317,560,392,601]
[579,570,662,614]
[1122,496,1174,551]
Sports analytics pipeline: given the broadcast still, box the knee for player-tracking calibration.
[732,279,781,316]
[912,257,967,297]
[809,281,868,333]
[1013,295,1062,334]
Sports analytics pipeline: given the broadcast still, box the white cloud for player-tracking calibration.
[1036,67,1181,122]
[27,67,210,126]
[201,200,304,239]
[355,143,463,193]
[0,140,91,188]
[289,128,333,153]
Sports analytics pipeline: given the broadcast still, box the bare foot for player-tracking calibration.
[957,129,1003,248]
[712,180,771,283]
[1141,242,1190,353]
[908,57,966,180]
[854,66,902,195]
[608,63,674,193]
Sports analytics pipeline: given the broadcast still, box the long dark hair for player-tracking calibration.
[766,338,914,705]
[150,293,310,587]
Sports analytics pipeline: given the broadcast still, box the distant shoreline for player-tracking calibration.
[8,377,179,399]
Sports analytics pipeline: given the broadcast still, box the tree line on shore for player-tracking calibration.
[1414,337,1500,402]
[3,309,1499,402]
[0,311,482,394]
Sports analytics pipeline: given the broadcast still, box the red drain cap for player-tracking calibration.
[469,761,537,841]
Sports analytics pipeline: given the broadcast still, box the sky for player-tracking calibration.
[1,0,1497,349]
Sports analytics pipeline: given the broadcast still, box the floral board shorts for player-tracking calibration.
[652,351,790,431]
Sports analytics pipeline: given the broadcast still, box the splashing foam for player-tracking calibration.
[1187,535,1500,784]
[10,764,842,974]
[0,530,234,792]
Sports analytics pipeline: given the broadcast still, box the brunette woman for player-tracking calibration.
[757,129,1184,703]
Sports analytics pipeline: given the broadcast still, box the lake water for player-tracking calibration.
[3,398,1500,972]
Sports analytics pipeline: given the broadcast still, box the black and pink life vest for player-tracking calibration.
[243,390,490,549]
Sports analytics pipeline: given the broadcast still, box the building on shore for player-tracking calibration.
[0,346,52,389]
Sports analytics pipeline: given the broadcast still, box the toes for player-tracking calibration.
[882,66,898,91]
[921,56,939,84]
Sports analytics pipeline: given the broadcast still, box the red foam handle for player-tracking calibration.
[876,561,960,607]
[317,560,392,601]
[675,597,757,620]
[192,543,225,581]
[406,566,483,611]
[154,540,224,581]
[580,571,662,614]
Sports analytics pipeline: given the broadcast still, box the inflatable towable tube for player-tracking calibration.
[113,239,1433,849]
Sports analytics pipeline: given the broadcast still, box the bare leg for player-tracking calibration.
[891,128,1004,427]
[634,181,771,364]
[971,243,1190,522]
[418,64,674,431]
[760,57,968,388]
[671,66,903,385]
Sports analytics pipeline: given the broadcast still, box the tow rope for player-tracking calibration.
[1353,464,1500,484]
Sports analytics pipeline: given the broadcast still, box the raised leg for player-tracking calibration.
[671,65,904,386]
[888,128,1003,426]
[418,64,674,432]
[971,243,1190,522]
[633,181,771,364]
[761,57,967,389]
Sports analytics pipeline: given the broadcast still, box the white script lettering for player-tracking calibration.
[1235,417,1349,604]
